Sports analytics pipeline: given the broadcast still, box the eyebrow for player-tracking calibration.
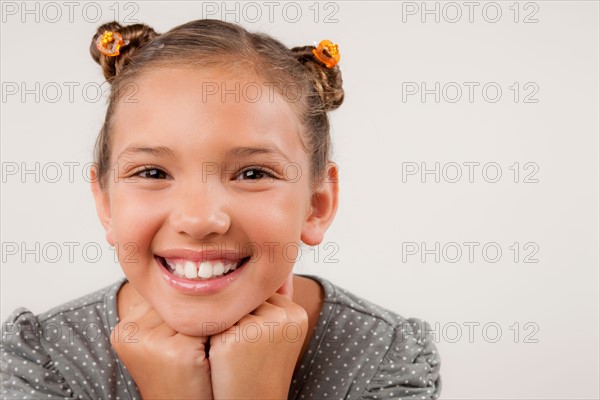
[226,145,290,162]
[117,145,176,160]
[116,144,290,162]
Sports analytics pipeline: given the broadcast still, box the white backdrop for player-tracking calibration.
[1,1,599,399]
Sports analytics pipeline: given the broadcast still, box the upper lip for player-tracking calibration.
[155,248,249,263]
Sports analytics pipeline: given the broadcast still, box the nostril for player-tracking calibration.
[169,209,232,240]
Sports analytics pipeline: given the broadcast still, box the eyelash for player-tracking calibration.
[130,165,277,181]
[131,165,171,180]
[235,166,277,181]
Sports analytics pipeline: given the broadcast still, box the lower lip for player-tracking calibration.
[156,256,247,295]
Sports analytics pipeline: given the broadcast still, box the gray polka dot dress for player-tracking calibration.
[1,274,441,399]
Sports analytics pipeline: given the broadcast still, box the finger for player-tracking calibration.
[265,294,308,322]
[276,271,294,301]
[209,324,237,346]
[134,308,165,330]
[174,332,210,346]
[150,321,179,337]
[249,300,280,317]
[120,299,153,323]
[265,292,291,307]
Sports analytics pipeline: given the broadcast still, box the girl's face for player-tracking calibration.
[92,67,333,336]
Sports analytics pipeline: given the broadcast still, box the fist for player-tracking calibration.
[110,300,213,400]
[208,273,308,399]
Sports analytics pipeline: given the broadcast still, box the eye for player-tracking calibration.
[135,167,169,180]
[236,167,276,181]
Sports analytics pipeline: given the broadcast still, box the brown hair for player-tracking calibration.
[90,19,344,189]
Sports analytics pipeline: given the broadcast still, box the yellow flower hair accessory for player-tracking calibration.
[96,30,129,57]
[312,39,340,69]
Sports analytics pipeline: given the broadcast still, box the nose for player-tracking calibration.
[169,182,231,240]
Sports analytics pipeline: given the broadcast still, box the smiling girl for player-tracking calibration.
[1,19,441,399]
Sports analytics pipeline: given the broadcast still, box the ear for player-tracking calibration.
[301,162,339,246]
[90,165,115,246]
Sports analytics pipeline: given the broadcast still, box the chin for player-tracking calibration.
[159,306,239,337]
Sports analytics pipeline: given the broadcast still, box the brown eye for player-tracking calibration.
[236,167,276,181]
[242,169,265,180]
[138,168,168,179]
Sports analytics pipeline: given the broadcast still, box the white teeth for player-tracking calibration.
[184,261,197,279]
[164,257,245,280]
[198,262,213,279]
[212,262,224,276]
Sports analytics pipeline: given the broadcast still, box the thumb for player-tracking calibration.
[276,270,294,301]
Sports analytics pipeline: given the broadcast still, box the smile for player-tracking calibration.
[157,256,251,281]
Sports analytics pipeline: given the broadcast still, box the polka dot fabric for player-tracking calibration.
[1,274,441,399]
[288,274,441,399]
[1,281,138,399]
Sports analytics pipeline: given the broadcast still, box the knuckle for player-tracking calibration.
[272,307,288,322]
[161,341,182,360]
[286,303,309,324]
[195,355,210,369]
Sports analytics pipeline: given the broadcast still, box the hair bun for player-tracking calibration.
[90,21,160,82]
[291,45,344,112]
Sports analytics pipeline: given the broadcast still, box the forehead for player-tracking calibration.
[110,67,306,160]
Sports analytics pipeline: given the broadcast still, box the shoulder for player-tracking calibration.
[31,278,127,364]
[295,274,442,399]
[2,277,125,352]
[1,278,135,399]
[300,273,419,330]
[2,306,74,399]
[36,279,125,324]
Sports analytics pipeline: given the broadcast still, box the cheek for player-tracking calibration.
[241,191,305,243]
[236,191,307,290]
[109,189,166,263]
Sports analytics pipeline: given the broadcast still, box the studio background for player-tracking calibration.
[1,1,598,399]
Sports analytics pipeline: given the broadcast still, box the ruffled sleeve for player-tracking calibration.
[1,308,75,399]
[361,318,441,399]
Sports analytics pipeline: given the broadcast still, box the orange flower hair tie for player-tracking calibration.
[96,30,129,57]
[312,39,340,69]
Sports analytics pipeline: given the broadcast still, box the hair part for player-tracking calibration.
[90,19,344,189]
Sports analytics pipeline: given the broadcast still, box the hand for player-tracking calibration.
[110,299,213,400]
[208,272,308,399]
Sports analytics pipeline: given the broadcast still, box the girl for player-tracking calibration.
[1,19,441,399]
